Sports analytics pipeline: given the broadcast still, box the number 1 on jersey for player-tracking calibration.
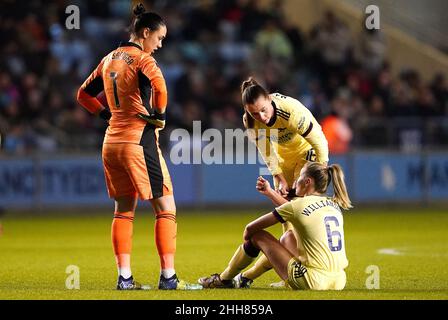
[110,72,120,108]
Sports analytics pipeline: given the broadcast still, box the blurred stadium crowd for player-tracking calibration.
[0,0,447,155]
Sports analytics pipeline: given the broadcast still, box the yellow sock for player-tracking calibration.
[220,245,255,280]
[241,254,272,280]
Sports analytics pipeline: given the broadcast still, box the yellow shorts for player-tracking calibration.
[287,258,346,290]
[274,148,316,188]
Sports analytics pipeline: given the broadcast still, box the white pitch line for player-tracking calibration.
[377,248,404,256]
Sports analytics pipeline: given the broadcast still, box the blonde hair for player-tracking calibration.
[304,162,353,210]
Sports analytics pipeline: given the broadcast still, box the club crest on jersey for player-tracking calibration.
[297,116,306,131]
[270,132,293,143]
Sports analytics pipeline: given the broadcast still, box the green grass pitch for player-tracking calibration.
[0,207,447,300]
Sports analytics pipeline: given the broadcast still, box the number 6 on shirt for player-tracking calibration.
[324,216,343,252]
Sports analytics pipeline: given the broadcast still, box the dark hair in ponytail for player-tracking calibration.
[241,77,269,106]
[131,3,165,36]
[241,77,269,128]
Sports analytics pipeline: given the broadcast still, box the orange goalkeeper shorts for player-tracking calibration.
[102,142,173,200]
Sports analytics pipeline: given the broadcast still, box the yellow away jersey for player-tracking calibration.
[245,93,329,175]
[275,195,348,272]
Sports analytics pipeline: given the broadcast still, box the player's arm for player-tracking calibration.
[244,200,294,241]
[244,114,289,196]
[255,135,290,195]
[138,56,168,128]
[256,176,288,206]
[245,114,287,184]
[256,135,283,176]
[291,105,329,164]
[302,122,329,164]
[244,114,282,175]
[77,58,111,121]
[243,212,280,241]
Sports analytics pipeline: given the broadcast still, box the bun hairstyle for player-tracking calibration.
[133,3,146,16]
[241,77,259,93]
[131,3,165,36]
[240,77,269,105]
[241,77,269,128]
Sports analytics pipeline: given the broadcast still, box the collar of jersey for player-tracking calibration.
[266,100,277,127]
[119,41,143,51]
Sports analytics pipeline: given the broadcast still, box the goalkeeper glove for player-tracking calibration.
[99,108,112,121]
[138,110,166,129]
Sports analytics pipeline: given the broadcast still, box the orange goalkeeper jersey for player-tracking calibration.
[77,42,167,144]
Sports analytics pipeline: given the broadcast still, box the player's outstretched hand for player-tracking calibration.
[274,174,289,198]
[256,176,272,196]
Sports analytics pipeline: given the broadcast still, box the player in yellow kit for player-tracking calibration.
[199,162,352,290]
[242,77,329,194]
[236,77,330,286]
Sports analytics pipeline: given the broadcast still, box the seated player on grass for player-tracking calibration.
[199,162,352,290]
[239,77,329,286]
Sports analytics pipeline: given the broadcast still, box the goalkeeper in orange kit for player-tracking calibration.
[77,3,201,291]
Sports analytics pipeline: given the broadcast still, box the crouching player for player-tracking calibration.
[199,162,352,290]
[239,77,329,287]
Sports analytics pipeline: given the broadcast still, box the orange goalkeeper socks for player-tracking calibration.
[154,211,177,270]
[112,211,134,276]
[112,210,177,278]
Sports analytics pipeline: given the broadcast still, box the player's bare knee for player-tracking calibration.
[280,230,294,245]
[114,194,137,212]
[150,194,176,214]
[250,230,270,244]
